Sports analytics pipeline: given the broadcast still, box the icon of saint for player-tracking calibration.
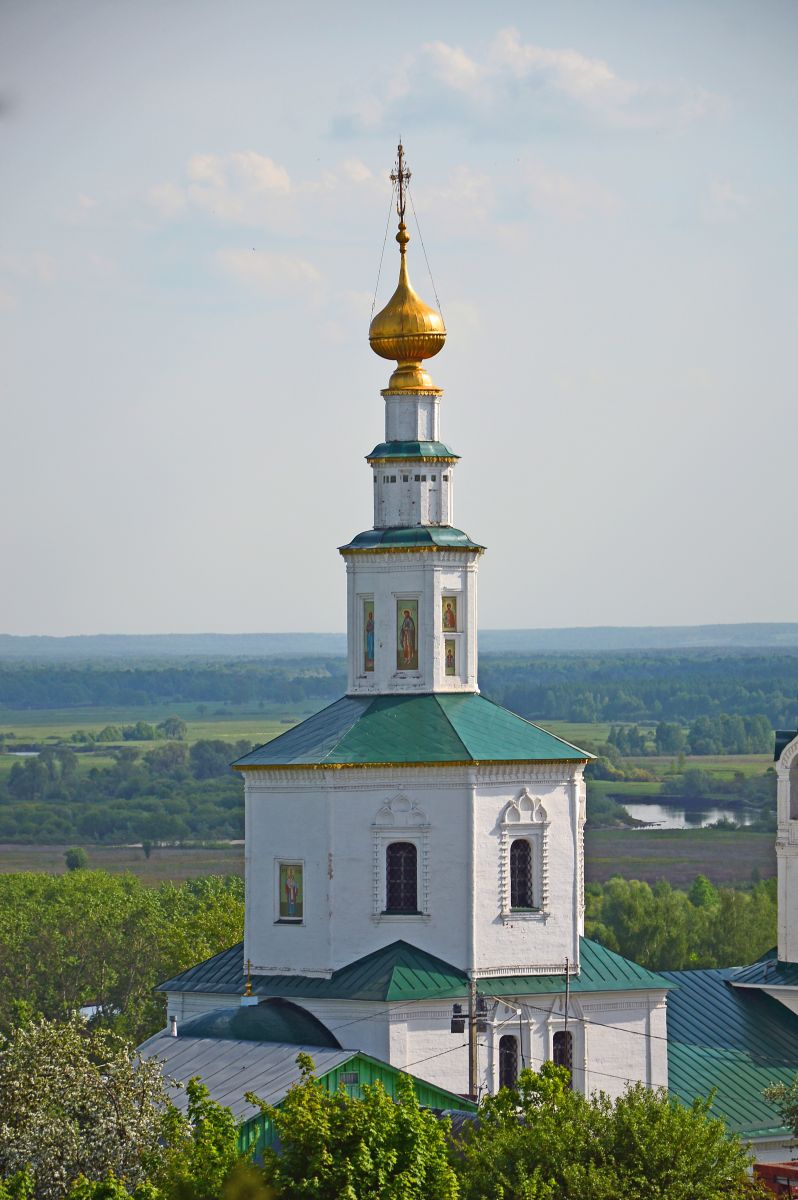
[400,609,416,666]
[365,610,374,670]
[443,601,456,629]
[446,645,455,673]
[284,866,299,916]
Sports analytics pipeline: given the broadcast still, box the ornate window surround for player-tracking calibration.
[372,794,431,922]
[499,789,549,921]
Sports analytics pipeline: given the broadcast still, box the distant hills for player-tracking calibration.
[0,624,797,661]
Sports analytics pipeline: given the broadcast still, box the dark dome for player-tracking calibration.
[178,999,341,1048]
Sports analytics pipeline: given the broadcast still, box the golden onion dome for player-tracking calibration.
[369,221,446,392]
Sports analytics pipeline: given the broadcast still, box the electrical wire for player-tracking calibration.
[408,185,445,323]
[371,181,397,319]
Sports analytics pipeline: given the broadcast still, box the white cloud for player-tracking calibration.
[524,160,619,219]
[335,26,726,135]
[230,152,290,194]
[215,247,321,290]
[702,180,750,223]
[148,181,187,218]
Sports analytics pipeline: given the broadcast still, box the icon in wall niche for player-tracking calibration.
[279,862,303,920]
[363,600,375,672]
[445,639,456,676]
[442,596,457,630]
[397,599,418,671]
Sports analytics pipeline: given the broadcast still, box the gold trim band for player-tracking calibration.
[234,757,588,772]
[367,456,459,465]
[339,545,484,557]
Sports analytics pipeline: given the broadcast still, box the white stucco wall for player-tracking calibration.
[776,735,798,963]
[344,551,480,693]
[244,763,584,978]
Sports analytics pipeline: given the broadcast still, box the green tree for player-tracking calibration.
[455,1063,763,1200]
[158,716,188,741]
[763,1073,798,1138]
[689,874,719,908]
[252,1053,458,1200]
[0,1017,170,1200]
[64,847,89,872]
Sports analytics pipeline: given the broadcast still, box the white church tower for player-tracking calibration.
[160,146,670,1100]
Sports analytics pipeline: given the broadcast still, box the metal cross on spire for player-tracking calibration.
[391,141,411,223]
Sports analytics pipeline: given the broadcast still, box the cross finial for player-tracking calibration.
[244,957,253,997]
[390,141,411,225]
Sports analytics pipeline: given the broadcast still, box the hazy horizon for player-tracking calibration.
[2,1,796,635]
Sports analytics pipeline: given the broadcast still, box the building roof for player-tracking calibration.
[366,440,459,462]
[139,1035,357,1122]
[138,1035,476,1125]
[158,937,669,1002]
[232,692,590,770]
[731,947,798,988]
[177,999,341,1047]
[662,965,798,1138]
[339,525,483,554]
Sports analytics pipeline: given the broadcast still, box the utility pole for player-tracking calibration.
[468,977,478,1101]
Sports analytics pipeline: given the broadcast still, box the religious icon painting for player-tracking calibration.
[444,638,456,676]
[363,599,375,673]
[442,596,457,631]
[278,862,303,921]
[396,599,419,671]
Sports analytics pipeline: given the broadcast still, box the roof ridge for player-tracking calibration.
[479,693,593,758]
[433,693,473,760]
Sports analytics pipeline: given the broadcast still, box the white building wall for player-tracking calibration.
[384,391,439,441]
[345,551,479,694]
[775,735,798,962]
[244,763,585,980]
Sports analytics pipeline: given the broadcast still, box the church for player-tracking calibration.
[147,147,798,1160]
[153,147,670,1104]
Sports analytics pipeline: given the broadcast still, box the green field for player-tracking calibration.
[0,704,306,746]
[585,828,775,887]
[0,830,771,890]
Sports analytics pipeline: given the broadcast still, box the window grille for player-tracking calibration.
[510,839,534,909]
[499,1035,519,1089]
[553,1030,573,1086]
[385,842,418,913]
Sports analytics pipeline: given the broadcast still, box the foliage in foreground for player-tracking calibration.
[455,1063,766,1200]
[0,871,244,1042]
[250,1052,458,1200]
[0,1016,253,1200]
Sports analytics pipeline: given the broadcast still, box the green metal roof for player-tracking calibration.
[177,999,341,1047]
[339,526,483,553]
[663,966,798,1138]
[232,692,590,769]
[732,947,798,988]
[367,440,460,461]
[485,937,671,996]
[158,938,666,1002]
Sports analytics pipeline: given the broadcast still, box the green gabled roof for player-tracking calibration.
[232,692,590,769]
[159,938,665,1003]
[732,947,798,988]
[339,526,483,553]
[486,938,672,996]
[367,440,460,461]
[663,966,798,1138]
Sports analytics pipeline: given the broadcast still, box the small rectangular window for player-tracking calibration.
[431,474,437,482]
[443,474,449,481]
[421,475,427,482]
[340,1071,359,1085]
[415,475,420,482]
[402,474,409,482]
[390,475,396,483]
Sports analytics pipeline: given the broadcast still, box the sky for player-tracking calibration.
[1,0,796,636]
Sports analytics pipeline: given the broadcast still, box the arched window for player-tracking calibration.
[499,1035,518,1090]
[510,839,534,909]
[385,842,418,913]
[553,1030,573,1087]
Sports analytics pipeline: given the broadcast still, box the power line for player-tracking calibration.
[370,181,397,319]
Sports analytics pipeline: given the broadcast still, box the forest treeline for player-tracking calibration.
[0,650,797,724]
[0,740,248,843]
